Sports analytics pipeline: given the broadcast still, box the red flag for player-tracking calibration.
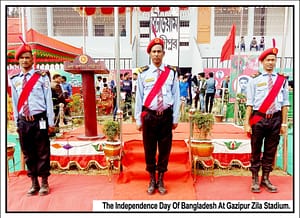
[220,24,236,62]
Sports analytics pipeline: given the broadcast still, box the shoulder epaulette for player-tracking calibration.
[9,71,20,79]
[251,71,262,78]
[137,65,149,73]
[277,72,288,78]
[167,65,178,73]
[35,69,49,77]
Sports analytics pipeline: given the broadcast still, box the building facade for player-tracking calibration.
[7,6,294,74]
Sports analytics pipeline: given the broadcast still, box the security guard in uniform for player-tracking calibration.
[10,39,55,196]
[135,37,180,195]
[244,47,289,193]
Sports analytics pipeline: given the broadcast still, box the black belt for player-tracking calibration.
[19,112,47,122]
[253,110,281,119]
[142,106,172,116]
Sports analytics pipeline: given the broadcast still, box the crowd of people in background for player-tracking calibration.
[51,69,252,124]
[91,69,241,122]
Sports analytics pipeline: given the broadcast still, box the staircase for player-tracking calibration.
[118,139,192,183]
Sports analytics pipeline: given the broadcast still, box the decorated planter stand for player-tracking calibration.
[189,109,215,181]
[102,120,122,181]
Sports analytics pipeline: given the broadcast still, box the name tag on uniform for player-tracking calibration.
[145,78,155,82]
[257,82,267,87]
[39,119,46,129]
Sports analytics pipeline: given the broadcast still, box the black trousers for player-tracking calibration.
[17,112,51,178]
[250,112,282,173]
[142,107,173,173]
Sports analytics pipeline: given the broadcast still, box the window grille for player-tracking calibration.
[179,20,189,27]
[53,7,87,36]
[140,33,150,38]
[214,7,248,36]
[140,21,150,27]
[254,7,285,36]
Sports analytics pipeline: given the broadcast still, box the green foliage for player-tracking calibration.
[192,112,215,133]
[102,120,120,142]
[69,93,83,116]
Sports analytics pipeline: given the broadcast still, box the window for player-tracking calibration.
[214,7,248,36]
[180,20,189,27]
[95,25,104,36]
[180,41,189,46]
[140,21,150,27]
[92,13,125,36]
[254,7,266,36]
[140,33,150,38]
[254,7,285,36]
[53,7,86,36]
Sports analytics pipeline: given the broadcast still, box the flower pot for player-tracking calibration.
[103,140,121,157]
[193,125,210,140]
[214,114,224,122]
[190,139,214,157]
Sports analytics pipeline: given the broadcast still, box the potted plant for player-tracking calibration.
[192,111,214,140]
[102,120,121,157]
[213,98,224,122]
[189,110,215,158]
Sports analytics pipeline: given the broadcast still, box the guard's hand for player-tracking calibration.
[280,125,287,135]
[136,125,142,131]
[172,123,178,130]
[244,123,252,135]
[48,126,56,135]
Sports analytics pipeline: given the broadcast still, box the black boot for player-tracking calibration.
[250,171,261,193]
[157,172,167,195]
[261,171,277,193]
[39,177,50,196]
[27,177,40,196]
[147,172,156,195]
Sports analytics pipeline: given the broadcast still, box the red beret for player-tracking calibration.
[147,37,164,53]
[15,43,32,60]
[258,47,278,61]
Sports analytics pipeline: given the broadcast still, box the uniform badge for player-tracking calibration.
[145,78,155,82]
[15,81,21,88]
[257,82,267,87]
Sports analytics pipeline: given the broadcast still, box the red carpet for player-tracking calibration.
[114,139,196,200]
[6,173,293,211]
[5,122,294,211]
[194,175,293,200]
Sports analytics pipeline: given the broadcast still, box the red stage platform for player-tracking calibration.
[50,122,251,169]
[6,122,294,212]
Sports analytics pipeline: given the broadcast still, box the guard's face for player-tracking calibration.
[149,44,165,67]
[262,55,276,73]
[19,52,33,70]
